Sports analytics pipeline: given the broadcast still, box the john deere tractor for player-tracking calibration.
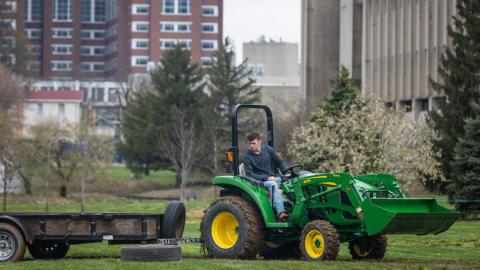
[200,104,460,260]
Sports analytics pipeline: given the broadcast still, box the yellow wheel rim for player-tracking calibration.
[353,243,370,257]
[305,229,325,259]
[211,212,239,249]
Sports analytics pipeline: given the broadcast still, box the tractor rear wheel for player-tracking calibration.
[299,220,339,261]
[200,196,264,259]
[349,235,387,260]
[260,240,301,260]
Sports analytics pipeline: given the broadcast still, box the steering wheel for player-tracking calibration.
[281,164,303,179]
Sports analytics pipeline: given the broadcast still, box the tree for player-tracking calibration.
[0,65,22,211]
[117,91,168,176]
[0,0,31,75]
[428,0,480,185]
[289,90,444,193]
[205,38,261,173]
[449,100,480,202]
[321,65,359,117]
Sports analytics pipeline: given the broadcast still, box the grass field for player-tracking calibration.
[1,197,479,270]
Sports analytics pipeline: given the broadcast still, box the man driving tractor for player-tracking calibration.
[243,132,289,221]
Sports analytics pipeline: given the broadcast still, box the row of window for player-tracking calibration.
[25,0,117,23]
[132,22,218,33]
[25,28,118,40]
[29,44,118,56]
[132,3,218,17]
[36,103,65,117]
[131,56,215,68]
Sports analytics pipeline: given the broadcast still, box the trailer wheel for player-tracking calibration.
[300,220,340,261]
[201,196,265,259]
[0,223,26,262]
[28,241,70,259]
[260,240,301,260]
[349,235,387,260]
[121,244,182,261]
[161,201,186,238]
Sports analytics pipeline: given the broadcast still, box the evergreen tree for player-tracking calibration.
[449,100,480,201]
[0,0,31,75]
[321,65,359,117]
[205,38,261,173]
[150,45,205,190]
[429,0,480,183]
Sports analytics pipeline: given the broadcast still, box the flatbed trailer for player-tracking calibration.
[0,201,186,262]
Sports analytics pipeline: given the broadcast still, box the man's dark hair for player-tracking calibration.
[247,132,261,142]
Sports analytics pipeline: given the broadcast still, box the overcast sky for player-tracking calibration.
[223,0,301,63]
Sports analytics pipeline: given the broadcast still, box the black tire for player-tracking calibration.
[0,223,26,262]
[349,235,387,260]
[121,244,182,262]
[299,220,340,261]
[161,201,186,239]
[200,196,265,259]
[260,240,301,260]
[28,241,70,259]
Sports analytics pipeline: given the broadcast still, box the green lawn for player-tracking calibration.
[1,198,479,269]
[105,166,177,187]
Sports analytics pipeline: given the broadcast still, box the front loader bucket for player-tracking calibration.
[362,198,461,236]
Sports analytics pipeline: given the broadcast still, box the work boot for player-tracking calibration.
[278,212,289,221]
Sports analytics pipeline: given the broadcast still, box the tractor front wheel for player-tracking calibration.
[348,235,388,260]
[200,196,265,259]
[299,220,339,261]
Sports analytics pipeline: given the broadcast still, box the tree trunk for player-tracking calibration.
[2,179,6,212]
[59,185,67,197]
[144,163,150,175]
[175,172,181,188]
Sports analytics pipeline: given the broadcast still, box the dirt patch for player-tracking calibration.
[187,209,205,218]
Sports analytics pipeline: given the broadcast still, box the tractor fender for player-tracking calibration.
[0,215,33,243]
[213,176,276,226]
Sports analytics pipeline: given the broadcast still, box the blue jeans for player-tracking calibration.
[263,177,285,214]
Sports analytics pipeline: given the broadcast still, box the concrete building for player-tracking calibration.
[301,0,362,115]
[22,90,83,136]
[243,40,301,118]
[362,0,457,120]
[302,0,456,121]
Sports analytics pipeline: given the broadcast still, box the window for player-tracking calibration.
[132,56,148,66]
[94,88,105,102]
[162,0,190,15]
[58,104,65,117]
[93,47,105,55]
[132,22,149,32]
[80,62,91,71]
[52,61,72,71]
[30,45,42,54]
[25,0,43,21]
[80,30,91,39]
[162,0,175,14]
[202,23,217,33]
[53,0,72,21]
[160,39,175,49]
[94,0,106,22]
[25,29,42,39]
[93,63,105,71]
[201,57,212,67]
[177,23,191,32]
[52,28,73,38]
[93,30,105,39]
[133,4,149,15]
[160,23,175,32]
[52,44,73,55]
[81,0,91,22]
[132,39,149,49]
[178,0,191,14]
[178,39,192,49]
[80,47,91,55]
[202,5,218,16]
[201,40,217,51]
[37,103,43,115]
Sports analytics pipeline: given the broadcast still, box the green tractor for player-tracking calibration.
[200,104,461,260]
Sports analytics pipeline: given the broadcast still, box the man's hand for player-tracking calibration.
[267,176,276,181]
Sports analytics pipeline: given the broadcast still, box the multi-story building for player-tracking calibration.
[302,0,456,121]
[243,40,301,119]
[16,0,223,136]
[18,0,223,80]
